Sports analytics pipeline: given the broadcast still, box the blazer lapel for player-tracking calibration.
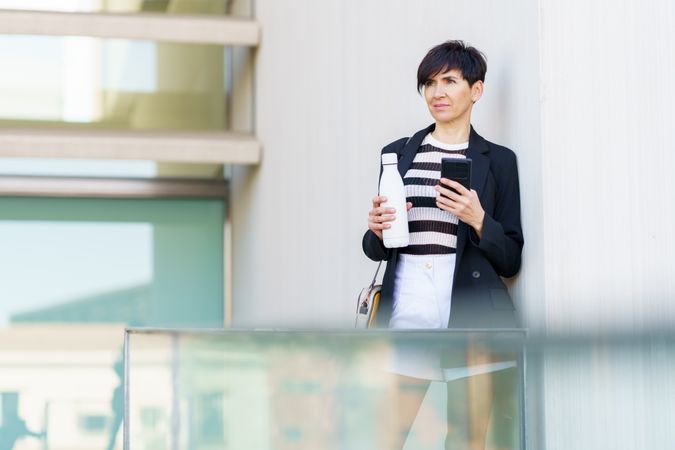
[397,124,435,177]
[454,126,490,276]
[466,126,490,198]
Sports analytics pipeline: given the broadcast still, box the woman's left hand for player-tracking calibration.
[435,178,486,238]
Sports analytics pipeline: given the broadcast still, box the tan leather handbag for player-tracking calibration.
[355,261,383,328]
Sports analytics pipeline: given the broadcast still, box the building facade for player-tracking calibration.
[1,1,675,449]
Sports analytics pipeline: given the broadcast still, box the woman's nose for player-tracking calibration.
[433,84,446,98]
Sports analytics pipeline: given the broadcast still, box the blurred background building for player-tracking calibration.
[1,0,674,449]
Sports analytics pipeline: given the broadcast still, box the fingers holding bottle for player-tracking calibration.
[369,196,397,240]
[368,197,412,241]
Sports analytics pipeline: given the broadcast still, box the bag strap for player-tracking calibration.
[368,261,383,289]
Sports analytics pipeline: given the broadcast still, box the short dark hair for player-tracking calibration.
[417,40,487,93]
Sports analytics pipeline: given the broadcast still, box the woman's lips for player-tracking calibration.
[433,104,449,108]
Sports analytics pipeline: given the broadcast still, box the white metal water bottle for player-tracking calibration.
[379,153,409,248]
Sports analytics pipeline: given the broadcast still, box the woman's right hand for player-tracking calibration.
[368,196,413,241]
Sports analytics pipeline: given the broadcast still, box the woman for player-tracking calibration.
[362,41,524,449]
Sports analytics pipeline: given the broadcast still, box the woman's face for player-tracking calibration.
[423,68,483,126]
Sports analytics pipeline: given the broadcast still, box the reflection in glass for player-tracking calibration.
[0,0,236,15]
[126,330,525,450]
[0,197,224,450]
[0,221,153,326]
[0,197,224,327]
[0,36,230,131]
[0,393,45,450]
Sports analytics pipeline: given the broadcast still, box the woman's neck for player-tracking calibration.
[431,121,471,145]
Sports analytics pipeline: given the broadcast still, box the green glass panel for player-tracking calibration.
[0,0,239,16]
[0,36,230,131]
[0,196,224,328]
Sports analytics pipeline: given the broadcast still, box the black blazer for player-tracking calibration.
[362,124,524,328]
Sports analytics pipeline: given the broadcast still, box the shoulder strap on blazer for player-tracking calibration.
[397,136,412,159]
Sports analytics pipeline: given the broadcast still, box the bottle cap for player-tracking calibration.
[381,153,398,165]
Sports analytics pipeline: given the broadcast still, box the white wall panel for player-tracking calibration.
[537,2,675,449]
[231,0,543,327]
[539,0,675,332]
[540,341,675,450]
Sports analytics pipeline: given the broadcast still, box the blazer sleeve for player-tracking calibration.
[470,151,524,277]
[362,229,392,261]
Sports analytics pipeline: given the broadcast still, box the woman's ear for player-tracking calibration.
[471,80,484,104]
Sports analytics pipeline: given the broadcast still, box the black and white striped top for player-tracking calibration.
[399,133,468,255]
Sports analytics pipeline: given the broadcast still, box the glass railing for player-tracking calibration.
[124,329,675,450]
[124,329,526,450]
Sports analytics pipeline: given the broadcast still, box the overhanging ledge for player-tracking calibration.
[0,128,262,165]
[0,10,260,45]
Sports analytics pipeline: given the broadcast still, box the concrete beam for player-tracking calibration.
[0,127,262,164]
[0,10,260,45]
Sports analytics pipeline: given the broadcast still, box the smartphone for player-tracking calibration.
[440,158,472,196]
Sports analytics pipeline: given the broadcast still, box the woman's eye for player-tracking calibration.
[424,80,434,87]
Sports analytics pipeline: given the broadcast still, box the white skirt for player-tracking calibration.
[389,253,455,329]
[388,253,516,381]
[388,253,455,381]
